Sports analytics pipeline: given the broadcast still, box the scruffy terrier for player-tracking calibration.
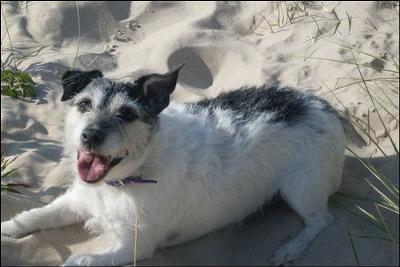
[1,65,362,266]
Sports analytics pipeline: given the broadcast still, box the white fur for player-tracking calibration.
[1,95,346,266]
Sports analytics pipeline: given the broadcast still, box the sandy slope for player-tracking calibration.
[1,1,399,266]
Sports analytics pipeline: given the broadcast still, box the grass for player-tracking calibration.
[1,68,36,98]
[262,1,399,263]
[252,1,352,40]
[1,154,30,194]
[313,37,399,263]
[345,222,361,266]
[310,26,398,267]
[1,1,36,99]
[1,0,81,99]
[1,1,34,195]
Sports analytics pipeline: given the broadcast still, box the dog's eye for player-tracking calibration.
[77,99,92,113]
[119,107,137,122]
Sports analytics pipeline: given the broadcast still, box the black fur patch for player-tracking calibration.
[95,79,170,123]
[97,66,182,117]
[188,86,326,125]
[62,66,183,119]
[133,65,183,116]
[96,81,145,109]
[61,70,103,101]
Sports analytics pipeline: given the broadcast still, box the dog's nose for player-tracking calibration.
[81,128,105,146]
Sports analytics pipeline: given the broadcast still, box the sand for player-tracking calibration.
[1,1,399,266]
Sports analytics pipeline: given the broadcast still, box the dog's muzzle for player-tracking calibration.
[81,127,106,148]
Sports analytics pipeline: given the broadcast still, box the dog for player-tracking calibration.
[1,65,362,266]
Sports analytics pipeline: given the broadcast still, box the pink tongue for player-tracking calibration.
[78,151,110,182]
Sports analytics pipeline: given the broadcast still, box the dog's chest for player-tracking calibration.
[77,185,136,222]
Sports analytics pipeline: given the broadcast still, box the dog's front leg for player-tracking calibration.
[64,223,158,266]
[1,191,83,238]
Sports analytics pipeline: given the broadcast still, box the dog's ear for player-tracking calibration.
[140,64,184,115]
[61,70,103,101]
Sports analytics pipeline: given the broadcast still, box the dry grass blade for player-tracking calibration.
[312,30,399,255]
[1,154,29,194]
[304,56,398,73]
[365,17,378,31]
[358,235,393,241]
[350,51,399,156]
[345,224,361,266]
[1,155,18,175]
[346,11,352,34]
[1,3,16,68]
[72,1,81,69]
[330,40,400,70]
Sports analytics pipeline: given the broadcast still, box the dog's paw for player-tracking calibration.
[1,220,25,238]
[271,243,304,266]
[64,254,108,266]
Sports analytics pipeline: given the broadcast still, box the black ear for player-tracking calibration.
[141,64,184,115]
[61,70,103,101]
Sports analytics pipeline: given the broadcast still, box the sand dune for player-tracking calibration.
[1,1,398,266]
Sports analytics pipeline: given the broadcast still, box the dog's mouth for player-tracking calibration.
[77,151,124,183]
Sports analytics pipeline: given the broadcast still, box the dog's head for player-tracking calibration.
[61,65,183,184]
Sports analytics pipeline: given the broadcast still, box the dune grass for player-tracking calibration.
[1,0,81,99]
[252,1,352,39]
[264,1,399,263]
[321,33,397,267]
[1,2,34,195]
[0,154,30,194]
[1,68,35,98]
[1,1,36,99]
[307,17,398,267]
[329,51,399,251]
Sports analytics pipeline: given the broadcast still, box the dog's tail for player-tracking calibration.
[316,96,367,148]
[337,113,368,148]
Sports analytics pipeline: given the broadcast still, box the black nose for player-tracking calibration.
[81,127,105,147]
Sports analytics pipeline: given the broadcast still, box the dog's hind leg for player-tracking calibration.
[271,211,333,266]
[271,169,336,266]
[1,192,83,238]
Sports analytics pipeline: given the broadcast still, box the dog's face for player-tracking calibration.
[61,66,183,184]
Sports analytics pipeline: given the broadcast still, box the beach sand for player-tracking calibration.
[1,1,399,265]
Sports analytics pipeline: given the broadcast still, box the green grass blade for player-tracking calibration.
[365,179,399,213]
[374,203,399,247]
[347,147,399,198]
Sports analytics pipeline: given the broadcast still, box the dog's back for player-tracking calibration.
[155,86,347,251]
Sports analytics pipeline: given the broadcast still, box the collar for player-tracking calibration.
[105,176,157,187]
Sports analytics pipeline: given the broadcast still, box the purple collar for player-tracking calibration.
[105,176,157,187]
